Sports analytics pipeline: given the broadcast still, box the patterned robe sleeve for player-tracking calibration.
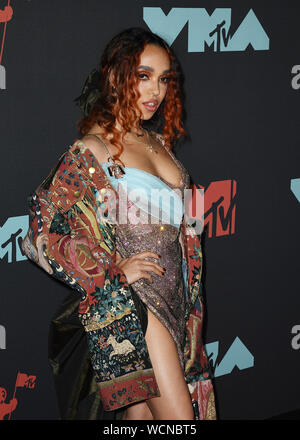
[180,219,217,420]
[21,142,160,411]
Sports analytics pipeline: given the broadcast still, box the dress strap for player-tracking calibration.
[152,131,166,147]
[84,133,115,163]
[85,133,126,179]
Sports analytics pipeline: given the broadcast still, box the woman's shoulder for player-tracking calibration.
[150,129,164,141]
[35,138,98,201]
[74,135,112,164]
[66,136,113,168]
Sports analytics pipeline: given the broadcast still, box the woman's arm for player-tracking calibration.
[21,143,160,411]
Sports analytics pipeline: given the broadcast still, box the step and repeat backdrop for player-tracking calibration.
[0,0,299,420]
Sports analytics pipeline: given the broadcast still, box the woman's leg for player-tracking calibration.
[122,401,153,420]
[144,309,194,420]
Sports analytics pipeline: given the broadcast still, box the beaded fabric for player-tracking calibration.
[106,132,191,371]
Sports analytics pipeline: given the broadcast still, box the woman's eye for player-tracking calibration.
[138,73,148,80]
[138,73,170,83]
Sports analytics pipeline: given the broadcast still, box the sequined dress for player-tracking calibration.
[88,132,190,371]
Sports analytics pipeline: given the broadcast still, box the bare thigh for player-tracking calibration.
[122,307,194,420]
[144,308,194,420]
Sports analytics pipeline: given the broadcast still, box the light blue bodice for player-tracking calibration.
[101,161,184,229]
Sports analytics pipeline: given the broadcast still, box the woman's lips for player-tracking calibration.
[143,101,158,112]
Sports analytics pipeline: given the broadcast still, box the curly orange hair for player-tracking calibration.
[76,27,187,165]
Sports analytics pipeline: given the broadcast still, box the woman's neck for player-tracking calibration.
[115,119,144,137]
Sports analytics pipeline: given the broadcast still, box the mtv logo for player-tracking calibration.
[24,376,36,389]
[0,215,29,263]
[144,8,269,53]
[203,179,237,238]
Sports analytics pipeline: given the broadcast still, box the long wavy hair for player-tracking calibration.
[76,27,187,165]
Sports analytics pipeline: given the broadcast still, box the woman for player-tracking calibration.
[22,27,216,420]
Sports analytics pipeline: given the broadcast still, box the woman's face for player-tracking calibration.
[134,44,171,120]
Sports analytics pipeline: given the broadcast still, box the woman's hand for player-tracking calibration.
[115,250,165,284]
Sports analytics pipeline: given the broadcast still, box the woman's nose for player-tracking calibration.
[151,81,160,96]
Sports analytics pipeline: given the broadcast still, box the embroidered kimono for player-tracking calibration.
[21,136,217,420]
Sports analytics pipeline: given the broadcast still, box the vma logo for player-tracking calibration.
[206,337,254,377]
[144,8,269,52]
[0,215,29,263]
[198,179,236,238]
[291,178,300,203]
